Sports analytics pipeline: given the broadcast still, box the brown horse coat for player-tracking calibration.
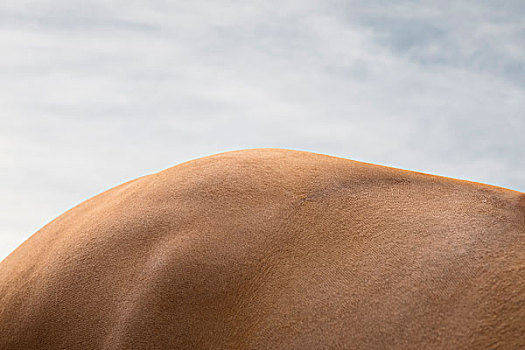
[1,149,524,349]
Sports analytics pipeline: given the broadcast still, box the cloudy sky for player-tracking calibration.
[1,0,524,260]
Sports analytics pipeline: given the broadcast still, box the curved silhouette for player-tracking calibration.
[1,149,524,349]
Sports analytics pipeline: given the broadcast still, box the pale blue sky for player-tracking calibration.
[1,0,524,260]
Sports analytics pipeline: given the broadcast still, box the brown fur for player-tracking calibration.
[1,149,524,349]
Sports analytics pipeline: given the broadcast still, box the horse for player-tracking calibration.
[1,149,523,349]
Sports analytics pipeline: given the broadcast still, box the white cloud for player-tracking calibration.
[1,0,524,260]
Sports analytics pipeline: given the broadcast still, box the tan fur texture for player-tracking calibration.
[1,149,524,349]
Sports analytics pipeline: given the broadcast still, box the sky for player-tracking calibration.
[1,0,524,260]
